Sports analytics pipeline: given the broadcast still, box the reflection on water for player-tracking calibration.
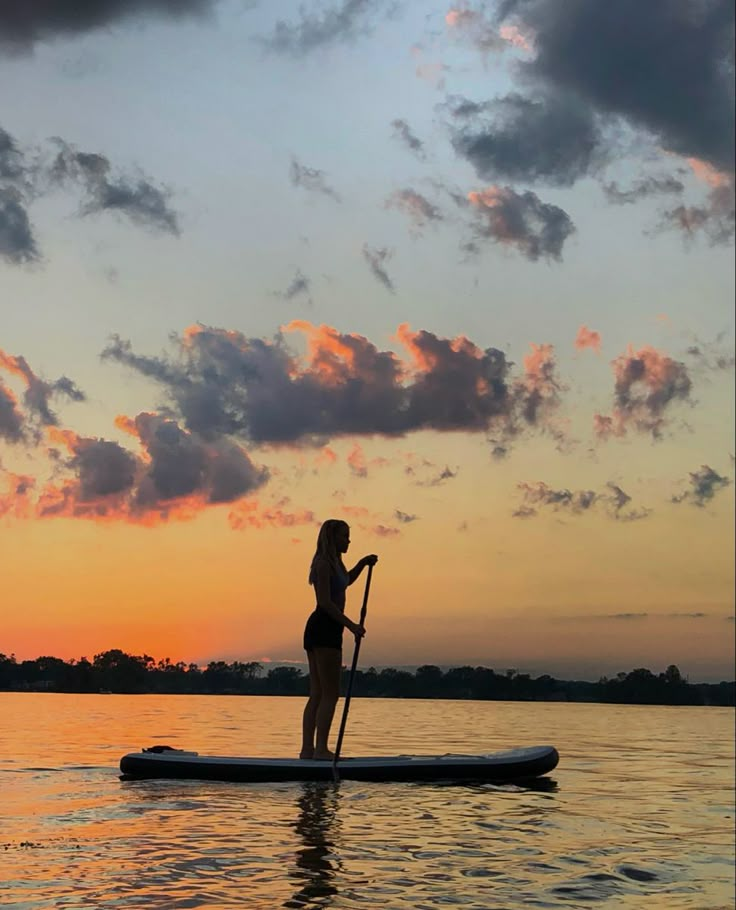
[1,694,734,909]
[286,783,341,908]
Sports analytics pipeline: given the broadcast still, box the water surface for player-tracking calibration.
[2,694,733,909]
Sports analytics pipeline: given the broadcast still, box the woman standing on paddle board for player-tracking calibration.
[301,519,377,760]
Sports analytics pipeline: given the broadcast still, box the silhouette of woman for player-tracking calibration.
[300,519,377,760]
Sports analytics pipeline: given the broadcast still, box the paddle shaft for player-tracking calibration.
[333,562,373,776]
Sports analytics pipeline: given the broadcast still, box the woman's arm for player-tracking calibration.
[347,554,378,585]
[313,560,362,633]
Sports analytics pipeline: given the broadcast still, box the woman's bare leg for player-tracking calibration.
[313,647,342,759]
[300,650,322,758]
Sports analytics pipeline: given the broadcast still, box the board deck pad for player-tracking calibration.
[120,744,559,782]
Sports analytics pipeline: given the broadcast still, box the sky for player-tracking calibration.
[1,0,734,682]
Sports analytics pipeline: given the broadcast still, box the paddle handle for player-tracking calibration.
[333,563,373,775]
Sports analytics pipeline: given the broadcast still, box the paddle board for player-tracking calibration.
[120,744,558,782]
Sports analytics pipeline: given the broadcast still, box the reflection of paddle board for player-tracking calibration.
[120,744,558,782]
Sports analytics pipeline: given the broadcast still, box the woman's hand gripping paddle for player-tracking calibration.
[333,562,374,781]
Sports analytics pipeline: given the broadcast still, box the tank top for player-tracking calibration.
[310,562,349,612]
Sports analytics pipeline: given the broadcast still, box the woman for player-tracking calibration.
[301,519,378,760]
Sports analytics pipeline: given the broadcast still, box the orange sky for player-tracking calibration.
[1,0,734,682]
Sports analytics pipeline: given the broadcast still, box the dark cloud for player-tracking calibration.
[1,124,180,263]
[466,186,575,261]
[386,189,442,234]
[452,92,608,187]
[49,141,179,234]
[261,0,390,55]
[595,345,692,439]
[391,119,425,158]
[37,416,268,523]
[0,348,85,430]
[394,509,418,523]
[72,439,138,500]
[603,176,685,205]
[0,127,27,185]
[513,481,597,518]
[496,0,735,172]
[660,181,735,245]
[276,269,312,303]
[131,413,269,507]
[102,321,566,448]
[605,482,651,522]
[513,479,650,520]
[416,465,458,487]
[0,1,219,54]
[685,335,736,372]
[289,158,341,202]
[0,187,38,264]
[1,126,38,263]
[362,244,395,291]
[443,96,492,120]
[672,464,730,507]
[0,380,25,442]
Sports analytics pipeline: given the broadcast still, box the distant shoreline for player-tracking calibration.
[1,651,733,706]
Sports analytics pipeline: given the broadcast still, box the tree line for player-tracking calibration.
[0,650,733,705]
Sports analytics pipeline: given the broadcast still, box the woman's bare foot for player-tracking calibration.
[312,749,335,761]
[299,749,314,759]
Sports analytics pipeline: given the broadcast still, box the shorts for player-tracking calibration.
[303,609,343,651]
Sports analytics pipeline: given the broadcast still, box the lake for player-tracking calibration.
[2,693,733,909]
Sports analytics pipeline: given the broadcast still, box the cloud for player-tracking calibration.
[513,479,650,521]
[466,185,575,261]
[102,321,567,448]
[1,124,180,262]
[35,415,268,525]
[685,335,736,372]
[261,0,390,55]
[0,469,34,518]
[48,140,179,234]
[372,524,400,537]
[0,380,25,442]
[394,509,418,523]
[362,244,395,291]
[604,482,651,522]
[594,345,692,440]
[660,179,735,245]
[0,348,85,433]
[575,325,601,353]
[228,500,317,531]
[0,187,38,264]
[386,189,443,234]
[276,269,312,304]
[347,443,367,478]
[289,157,341,202]
[602,175,685,205]
[672,465,730,507]
[0,1,221,53]
[495,0,735,173]
[451,92,608,187]
[1,128,37,261]
[391,119,425,158]
[415,465,458,487]
[446,5,534,56]
[0,126,27,185]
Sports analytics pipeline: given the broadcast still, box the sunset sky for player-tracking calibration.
[1,0,734,681]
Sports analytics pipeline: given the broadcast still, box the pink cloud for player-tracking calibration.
[595,345,692,439]
[575,325,602,353]
[347,443,368,478]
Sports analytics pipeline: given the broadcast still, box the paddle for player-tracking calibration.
[333,562,374,780]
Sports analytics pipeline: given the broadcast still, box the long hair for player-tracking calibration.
[309,519,348,584]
